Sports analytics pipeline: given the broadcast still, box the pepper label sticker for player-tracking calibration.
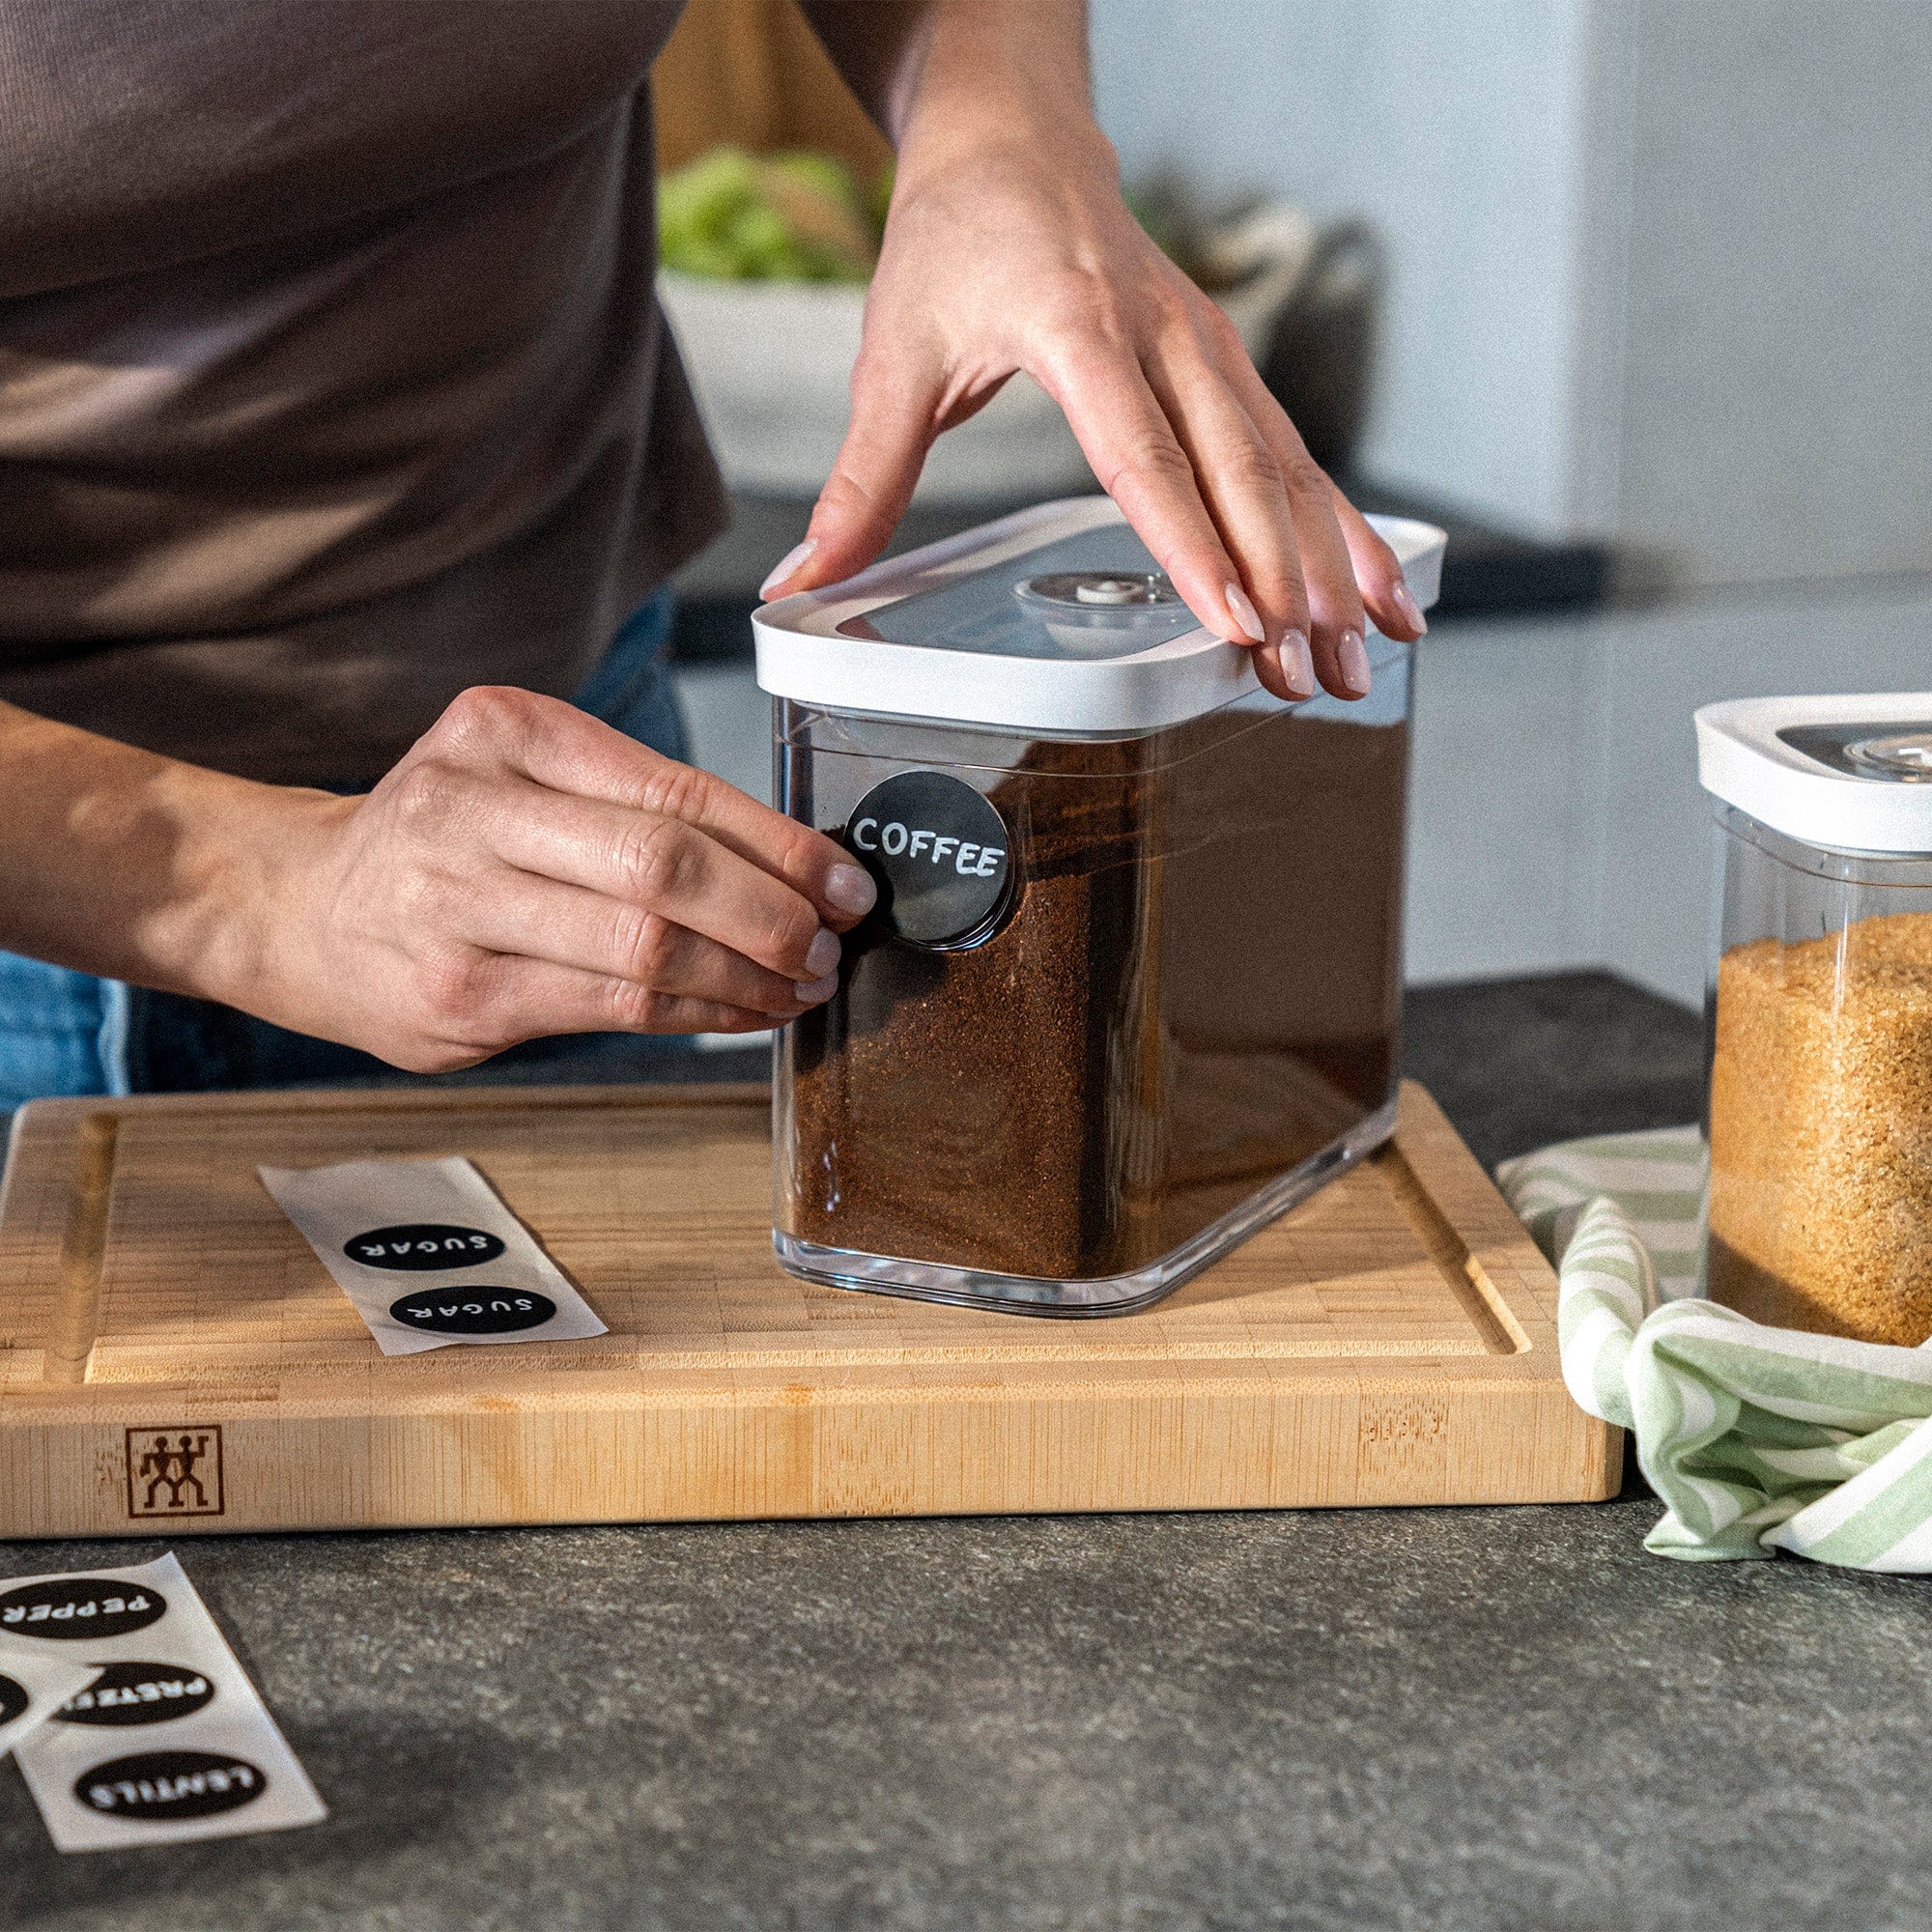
[55,1662,215,1728]
[845,770,1012,947]
[0,1578,167,1640]
[75,1749,266,1823]
[343,1223,506,1271]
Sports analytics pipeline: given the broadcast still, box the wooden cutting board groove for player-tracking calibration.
[0,1080,1617,1535]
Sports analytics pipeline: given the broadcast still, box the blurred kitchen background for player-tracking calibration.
[654,0,1931,1009]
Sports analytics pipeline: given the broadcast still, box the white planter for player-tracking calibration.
[660,203,1317,506]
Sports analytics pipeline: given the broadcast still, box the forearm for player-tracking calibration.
[802,0,1109,183]
[0,700,296,1001]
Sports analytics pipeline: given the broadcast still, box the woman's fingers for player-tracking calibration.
[455,870,836,1016]
[428,689,875,927]
[1029,339,1265,652]
[1140,323,1315,700]
[439,952,778,1056]
[1328,484,1429,641]
[471,781,844,985]
[1217,347,1427,685]
[767,343,942,594]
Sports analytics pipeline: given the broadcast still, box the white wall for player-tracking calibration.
[1092,0,1598,539]
[1609,0,1932,586]
[1094,0,1932,588]
[1405,578,1932,1005]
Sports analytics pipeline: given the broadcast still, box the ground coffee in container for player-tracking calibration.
[1697,696,1932,1343]
[755,497,1445,1314]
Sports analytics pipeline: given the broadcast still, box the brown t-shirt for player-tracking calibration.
[0,0,724,784]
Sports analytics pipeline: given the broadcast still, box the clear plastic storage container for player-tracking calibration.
[1697,695,1932,1344]
[754,497,1446,1315]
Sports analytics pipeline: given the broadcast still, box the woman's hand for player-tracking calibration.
[769,5,1426,701]
[217,687,875,1071]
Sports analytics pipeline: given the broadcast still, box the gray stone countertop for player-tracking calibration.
[8,975,1926,1932]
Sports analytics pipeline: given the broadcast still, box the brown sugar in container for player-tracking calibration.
[1696,697,1932,1343]
[753,497,1446,1316]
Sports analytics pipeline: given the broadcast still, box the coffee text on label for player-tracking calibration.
[849,818,1006,876]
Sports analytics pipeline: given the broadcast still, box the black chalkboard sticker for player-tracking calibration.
[844,770,1013,948]
[56,1662,215,1728]
[75,1749,266,1821]
[386,1288,557,1335]
[342,1224,507,1272]
[0,1578,167,1640]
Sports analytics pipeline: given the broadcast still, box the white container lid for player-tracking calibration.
[1696,694,1932,855]
[753,496,1447,734]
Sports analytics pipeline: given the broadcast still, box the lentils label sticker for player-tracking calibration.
[0,1579,167,1640]
[387,1288,557,1335]
[343,1223,506,1271]
[845,770,1013,947]
[75,1749,266,1822]
[56,1662,214,1728]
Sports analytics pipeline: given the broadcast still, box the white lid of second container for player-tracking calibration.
[1696,693,1932,854]
[753,496,1447,734]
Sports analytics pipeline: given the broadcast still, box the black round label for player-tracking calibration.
[0,1578,167,1641]
[344,1223,507,1271]
[387,1287,556,1335]
[843,770,1013,948]
[56,1662,214,1728]
[76,1749,266,1822]
[0,1673,27,1729]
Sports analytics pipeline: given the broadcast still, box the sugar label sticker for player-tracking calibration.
[258,1155,606,1355]
[2,1553,325,1851]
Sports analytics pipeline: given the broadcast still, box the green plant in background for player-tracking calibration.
[659,145,1216,289]
[658,146,887,282]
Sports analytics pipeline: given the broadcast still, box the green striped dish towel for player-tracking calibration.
[1497,1126,1932,1570]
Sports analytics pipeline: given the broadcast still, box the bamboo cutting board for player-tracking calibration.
[0,1081,1617,1537]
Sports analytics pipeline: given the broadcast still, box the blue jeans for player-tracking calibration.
[0,592,690,1123]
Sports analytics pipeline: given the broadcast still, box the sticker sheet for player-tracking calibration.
[1,1553,326,1851]
[0,1647,99,1763]
[258,1153,607,1354]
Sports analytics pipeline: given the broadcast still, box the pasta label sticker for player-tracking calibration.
[258,1155,606,1355]
[55,1662,215,1728]
[2,1553,326,1852]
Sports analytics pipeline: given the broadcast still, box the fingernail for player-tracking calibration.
[760,539,817,600]
[1222,582,1265,645]
[793,970,839,1005]
[825,862,878,916]
[1337,628,1371,696]
[804,927,842,979]
[1281,629,1315,697]
[1391,578,1428,635]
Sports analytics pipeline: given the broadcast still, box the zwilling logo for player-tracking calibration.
[125,1428,224,1519]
